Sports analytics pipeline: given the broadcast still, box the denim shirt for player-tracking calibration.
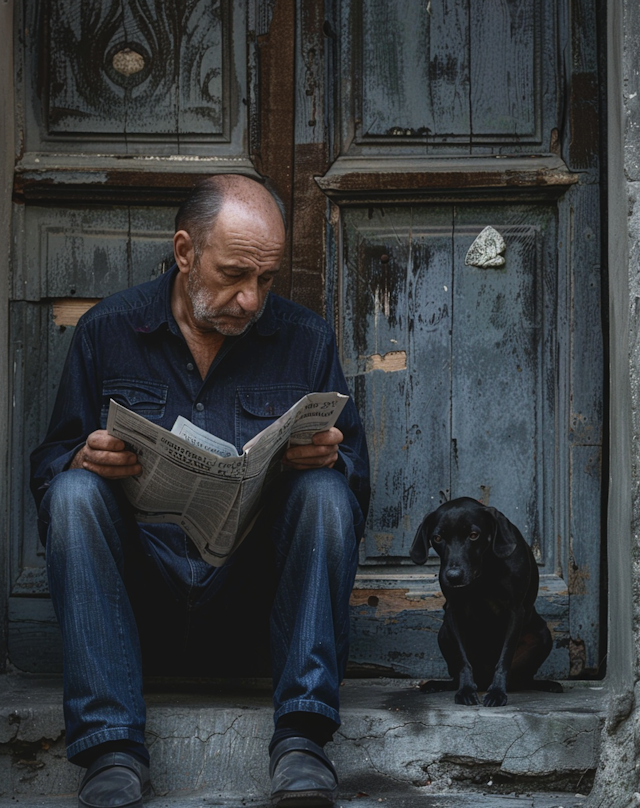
[30,267,371,528]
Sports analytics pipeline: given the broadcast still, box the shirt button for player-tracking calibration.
[186,362,194,371]
[195,402,204,412]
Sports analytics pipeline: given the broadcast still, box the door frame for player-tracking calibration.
[0,0,15,674]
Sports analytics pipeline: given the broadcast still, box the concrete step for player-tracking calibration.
[0,675,604,804]
[0,793,590,808]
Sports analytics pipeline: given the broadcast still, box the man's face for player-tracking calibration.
[184,203,285,336]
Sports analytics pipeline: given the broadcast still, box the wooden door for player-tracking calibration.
[320,0,604,679]
[7,0,603,681]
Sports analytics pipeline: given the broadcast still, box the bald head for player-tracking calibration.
[175,174,286,260]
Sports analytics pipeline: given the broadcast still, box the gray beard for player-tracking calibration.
[187,268,268,336]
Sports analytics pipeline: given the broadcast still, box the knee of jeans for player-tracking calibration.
[41,470,125,545]
[286,468,351,509]
[281,469,358,551]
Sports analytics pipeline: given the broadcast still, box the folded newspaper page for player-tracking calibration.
[106,392,348,566]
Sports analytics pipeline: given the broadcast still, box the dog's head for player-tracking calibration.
[409,497,520,588]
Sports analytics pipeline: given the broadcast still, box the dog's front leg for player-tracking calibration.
[483,606,525,707]
[442,606,479,705]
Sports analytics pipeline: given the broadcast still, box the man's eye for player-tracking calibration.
[259,275,274,284]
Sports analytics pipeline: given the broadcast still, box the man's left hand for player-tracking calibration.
[282,427,343,470]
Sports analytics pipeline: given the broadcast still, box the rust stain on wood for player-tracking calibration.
[52,298,100,327]
[252,0,296,300]
[316,169,579,196]
[291,142,328,313]
[350,589,445,615]
[290,0,329,314]
[372,532,394,554]
[14,170,209,204]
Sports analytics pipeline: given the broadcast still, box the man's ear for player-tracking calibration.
[483,506,519,558]
[173,230,195,274]
[410,509,438,565]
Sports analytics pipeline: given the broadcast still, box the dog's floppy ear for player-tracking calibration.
[483,506,519,559]
[410,510,439,565]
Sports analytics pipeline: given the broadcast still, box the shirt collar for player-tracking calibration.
[131,263,280,338]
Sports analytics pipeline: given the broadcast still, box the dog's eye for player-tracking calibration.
[469,531,480,540]
[432,534,442,543]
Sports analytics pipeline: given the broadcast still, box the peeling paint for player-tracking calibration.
[364,350,407,372]
[350,588,445,615]
[568,559,591,596]
[569,638,587,677]
[52,298,99,327]
[373,532,395,554]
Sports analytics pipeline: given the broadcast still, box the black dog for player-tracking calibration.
[410,497,561,706]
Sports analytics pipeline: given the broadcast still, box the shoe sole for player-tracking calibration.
[79,780,151,808]
[271,790,336,807]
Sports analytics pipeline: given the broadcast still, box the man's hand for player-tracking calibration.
[282,427,343,471]
[69,430,142,478]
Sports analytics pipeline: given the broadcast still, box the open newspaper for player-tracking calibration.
[106,392,347,566]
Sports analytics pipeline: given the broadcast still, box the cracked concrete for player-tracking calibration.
[0,793,592,808]
[0,675,605,801]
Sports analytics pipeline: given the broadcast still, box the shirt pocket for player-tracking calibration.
[235,384,309,449]
[100,378,169,427]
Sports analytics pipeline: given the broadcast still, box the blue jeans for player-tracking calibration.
[40,467,362,761]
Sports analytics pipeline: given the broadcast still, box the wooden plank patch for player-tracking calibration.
[52,298,100,327]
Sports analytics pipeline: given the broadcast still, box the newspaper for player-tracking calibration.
[106,392,348,566]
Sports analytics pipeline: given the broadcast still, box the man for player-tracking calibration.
[31,175,370,808]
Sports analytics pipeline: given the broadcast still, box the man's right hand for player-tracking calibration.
[69,430,142,478]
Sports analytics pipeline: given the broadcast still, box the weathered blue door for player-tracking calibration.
[318,0,603,679]
[6,0,603,680]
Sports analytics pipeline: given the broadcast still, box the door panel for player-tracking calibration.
[451,212,555,552]
[21,0,246,154]
[340,0,551,152]
[47,2,226,138]
[340,201,599,678]
[342,205,559,565]
[9,207,174,608]
[341,208,454,562]
[14,207,173,301]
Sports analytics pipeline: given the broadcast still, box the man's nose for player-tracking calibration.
[236,278,260,312]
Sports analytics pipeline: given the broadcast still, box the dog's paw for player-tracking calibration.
[483,687,508,707]
[455,686,479,706]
